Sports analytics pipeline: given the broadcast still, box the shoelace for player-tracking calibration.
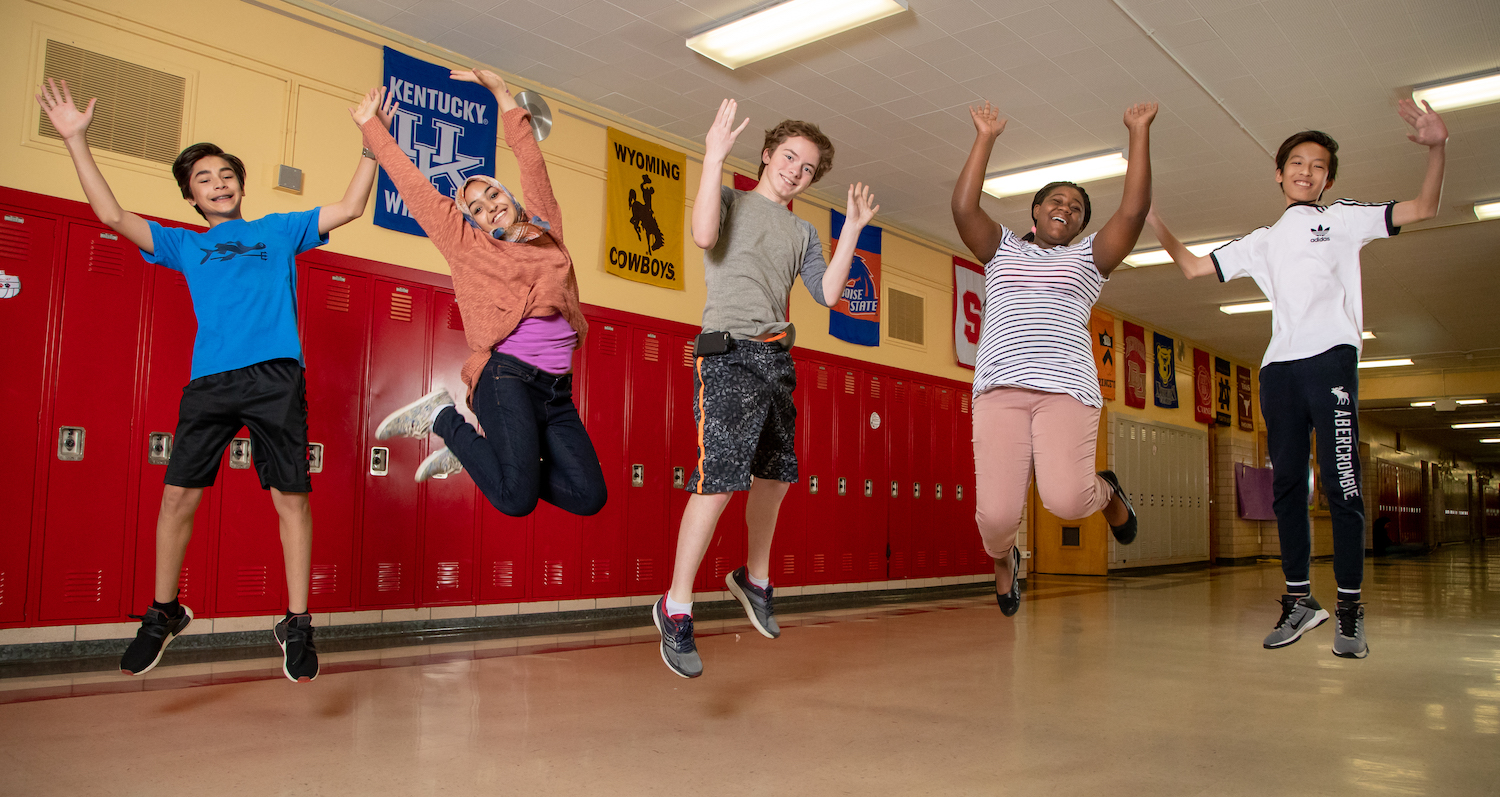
[761,586,775,617]
[670,615,696,654]
[1272,598,1295,630]
[1336,603,1363,637]
[284,622,317,667]
[129,610,172,639]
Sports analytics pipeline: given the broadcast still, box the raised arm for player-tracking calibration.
[36,79,154,253]
[820,183,880,303]
[1144,205,1216,279]
[693,99,749,250]
[319,87,392,234]
[449,70,562,235]
[1092,102,1158,277]
[950,101,1007,263]
[1391,98,1447,228]
[358,93,470,246]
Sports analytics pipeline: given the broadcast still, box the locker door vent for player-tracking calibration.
[642,335,660,362]
[62,570,103,602]
[172,272,188,288]
[542,560,565,587]
[434,561,462,589]
[0,571,5,607]
[634,557,653,584]
[844,371,855,394]
[376,562,402,592]
[840,552,854,572]
[177,568,192,601]
[938,390,951,411]
[914,551,927,568]
[0,223,31,262]
[960,393,971,414]
[869,377,881,399]
[324,284,351,313]
[937,550,949,567]
[780,554,795,577]
[589,557,611,585]
[712,557,732,579]
[888,288,924,344]
[236,566,268,598]
[310,564,338,595]
[868,552,882,572]
[681,341,694,367]
[389,292,413,322]
[812,553,826,574]
[915,385,928,407]
[957,550,969,569]
[598,326,618,356]
[86,238,126,277]
[446,302,464,331]
[893,382,906,402]
[816,368,829,390]
[39,40,186,164]
[491,560,515,590]
[891,551,906,572]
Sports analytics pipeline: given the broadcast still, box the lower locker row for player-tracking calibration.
[0,190,988,627]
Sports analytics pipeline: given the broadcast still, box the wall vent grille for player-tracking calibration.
[888,288,924,344]
[39,40,185,164]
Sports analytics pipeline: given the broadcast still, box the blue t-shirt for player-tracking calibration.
[142,210,326,380]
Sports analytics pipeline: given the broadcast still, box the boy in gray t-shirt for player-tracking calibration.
[652,99,878,679]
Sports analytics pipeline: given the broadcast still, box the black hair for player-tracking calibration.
[1275,130,1339,184]
[1021,181,1091,243]
[171,143,247,219]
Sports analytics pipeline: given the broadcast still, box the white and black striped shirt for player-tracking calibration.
[973,226,1104,407]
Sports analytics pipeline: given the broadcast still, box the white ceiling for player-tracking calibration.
[318,0,1500,455]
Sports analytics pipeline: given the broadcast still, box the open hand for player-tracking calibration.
[1398,97,1447,147]
[36,78,95,141]
[969,101,1007,139]
[845,182,879,229]
[350,86,399,127]
[451,68,508,96]
[1123,101,1158,132]
[704,99,750,164]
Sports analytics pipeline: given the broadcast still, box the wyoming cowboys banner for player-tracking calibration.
[605,127,685,290]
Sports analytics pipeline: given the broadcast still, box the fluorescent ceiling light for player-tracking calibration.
[1411,401,1435,407]
[1361,330,1376,340]
[1124,239,1233,267]
[1220,301,1273,315]
[1458,399,1488,405]
[686,0,908,69]
[1411,399,1484,407]
[1359,358,1414,369]
[1412,70,1500,113]
[983,151,1127,199]
[1452,421,1500,429]
[1482,438,1500,443]
[1475,199,1500,221]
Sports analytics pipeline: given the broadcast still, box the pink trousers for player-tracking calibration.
[972,387,1112,559]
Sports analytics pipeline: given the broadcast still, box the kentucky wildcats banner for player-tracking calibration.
[605,127,685,290]
[829,210,881,346]
[1153,332,1179,409]
[953,256,984,369]
[376,48,498,237]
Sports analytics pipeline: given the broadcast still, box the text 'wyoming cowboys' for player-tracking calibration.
[604,128,686,289]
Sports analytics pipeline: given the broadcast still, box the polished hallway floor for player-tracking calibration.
[2,543,1497,796]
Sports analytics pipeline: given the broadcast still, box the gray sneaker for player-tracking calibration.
[376,388,454,440]
[1263,594,1329,649]
[415,446,463,482]
[726,566,780,639]
[653,597,702,678]
[1332,601,1368,659]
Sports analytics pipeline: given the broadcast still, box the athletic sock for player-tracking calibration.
[285,609,309,621]
[1337,587,1361,604]
[748,572,770,590]
[429,403,456,427]
[151,597,182,617]
[664,595,693,618]
[1285,580,1311,598]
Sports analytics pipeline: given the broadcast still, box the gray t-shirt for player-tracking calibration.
[701,186,830,338]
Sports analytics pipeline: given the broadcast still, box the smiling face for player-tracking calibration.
[1276,141,1335,204]
[756,135,822,203]
[461,179,516,235]
[1030,185,1088,246]
[186,155,244,222]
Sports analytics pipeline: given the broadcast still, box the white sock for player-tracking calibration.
[429,403,455,427]
[748,572,770,589]
[664,595,693,617]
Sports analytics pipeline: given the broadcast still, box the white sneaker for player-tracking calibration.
[376,388,454,440]
[415,446,463,482]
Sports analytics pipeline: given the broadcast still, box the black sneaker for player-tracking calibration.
[652,597,702,679]
[273,614,320,682]
[1097,470,1138,545]
[726,566,780,639]
[120,604,193,675]
[996,546,1021,617]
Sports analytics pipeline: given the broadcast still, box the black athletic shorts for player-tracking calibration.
[164,358,312,492]
[686,339,798,494]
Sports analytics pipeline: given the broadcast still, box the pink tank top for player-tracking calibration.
[494,314,578,374]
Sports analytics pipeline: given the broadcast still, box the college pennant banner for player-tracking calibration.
[954,256,984,369]
[1123,321,1148,409]
[376,47,499,237]
[1215,357,1233,426]
[829,210,881,346]
[1193,348,1213,423]
[605,127,686,290]
[1091,309,1116,401]
[1237,365,1254,431]
[1153,332,1179,409]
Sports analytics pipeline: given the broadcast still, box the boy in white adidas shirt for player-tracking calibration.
[1147,98,1447,659]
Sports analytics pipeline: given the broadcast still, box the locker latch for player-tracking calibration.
[307,443,324,474]
[955,484,963,502]
[912,482,921,499]
[837,477,847,496]
[891,480,898,498]
[673,467,685,489]
[809,475,819,495]
[57,426,85,461]
[632,464,644,487]
[370,446,389,476]
[864,479,873,498]
[229,438,253,469]
[935,483,943,501]
[147,432,173,465]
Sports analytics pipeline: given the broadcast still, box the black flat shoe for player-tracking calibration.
[996,546,1020,617]
[1098,470,1137,545]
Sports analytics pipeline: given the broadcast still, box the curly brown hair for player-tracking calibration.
[757,120,834,184]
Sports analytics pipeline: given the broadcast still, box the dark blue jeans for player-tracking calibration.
[434,352,607,517]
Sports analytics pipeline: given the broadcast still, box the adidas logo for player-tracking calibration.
[1310,224,1331,243]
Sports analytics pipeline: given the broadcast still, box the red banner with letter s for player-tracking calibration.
[953,256,984,369]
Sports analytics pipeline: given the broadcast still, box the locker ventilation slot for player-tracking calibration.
[914,551,927,569]
[960,393,971,414]
[937,550,949,567]
[681,342,694,367]
[389,293,413,322]
[634,557,653,584]
[590,558,611,585]
[0,225,30,262]
[39,41,186,164]
[177,569,191,601]
[63,570,104,602]
[812,553,826,574]
[542,561,565,587]
[844,372,855,394]
[86,239,126,276]
[236,566,268,598]
[868,552,882,572]
[712,557,732,579]
[893,382,906,402]
[891,552,906,572]
[816,368,828,390]
[376,562,402,592]
[172,272,188,287]
[447,302,464,331]
[869,378,880,399]
[435,561,462,589]
[939,391,951,411]
[915,386,928,407]
[780,554,796,577]
[642,336,659,362]
[310,564,338,595]
[0,571,5,606]
[491,560,516,590]
[598,327,618,356]
[840,552,854,572]
[325,284,351,312]
[888,288,924,344]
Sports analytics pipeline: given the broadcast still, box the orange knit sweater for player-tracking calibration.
[360,108,587,405]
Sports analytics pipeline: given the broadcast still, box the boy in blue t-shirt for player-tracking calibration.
[37,78,391,681]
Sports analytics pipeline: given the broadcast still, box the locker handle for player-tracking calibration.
[673,466,685,490]
[308,443,324,474]
[809,475,819,495]
[912,482,921,499]
[229,438,253,470]
[631,464,644,487]
[935,483,943,501]
[956,484,963,502]
[891,480,899,498]
[864,479,873,498]
[837,477,847,497]
[57,426,85,461]
[147,432,173,465]
[370,446,389,476]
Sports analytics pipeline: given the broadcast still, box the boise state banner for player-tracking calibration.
[1214,357,1233,425]
[829,210,880,346]
[953,256,984,369]
[376,47,499,238]
[1153,332,1179,409]
[1123,321,1147,409]
[606,127,685,290]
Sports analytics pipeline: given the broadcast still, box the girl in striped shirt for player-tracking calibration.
[951,100,1157,616]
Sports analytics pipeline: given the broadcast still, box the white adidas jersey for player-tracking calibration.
[1211,200,1398,367]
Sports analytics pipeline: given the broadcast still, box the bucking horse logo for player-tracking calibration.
[199,241,268,264]
[1330,386,1350,405]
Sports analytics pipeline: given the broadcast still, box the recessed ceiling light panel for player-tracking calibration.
[1124,239,1233,267]
[1358,358,1414,369]
[687,0,909,70]
[1475,199,1500,221]
[1412,69,1500,113]
[1219,301,1273,315]
[1452,421,1500,429]
[982,151,1128,199]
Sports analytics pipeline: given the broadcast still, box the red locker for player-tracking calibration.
[832,367,862,582]
[908,383,936,578]
[956,390,985,573]
[578,321,627,597]
[301,267,371,610]
[886,379,911,580]
[130,266,214,614]
[420,291,477,605]
[358,280,431,608]
[800,361,836,584]
[478,508,530,604]
[933,386,957,575]
[0,208,57,623]
[623,328,670,595]
[37,223,148,621]
[858,372,889,582]
[769,352,807,587]
[665,336,699,590]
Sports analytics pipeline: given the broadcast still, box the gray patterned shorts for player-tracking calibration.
[686,339,798,493]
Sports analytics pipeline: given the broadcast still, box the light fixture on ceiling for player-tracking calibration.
[1482,438,1500,444]
[982,150,1128,199]
[1412,69,1500,113]
[1358,358,1414,369]
[1458,399,1488,405]
[1452,421,1500,429]
[1361,330,1376,340]
[686,0,909,70]
[1219,301,1273,315]
[1475,199,1500,221]
[1124,239,1234,267]
[1411,401,1435,407]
